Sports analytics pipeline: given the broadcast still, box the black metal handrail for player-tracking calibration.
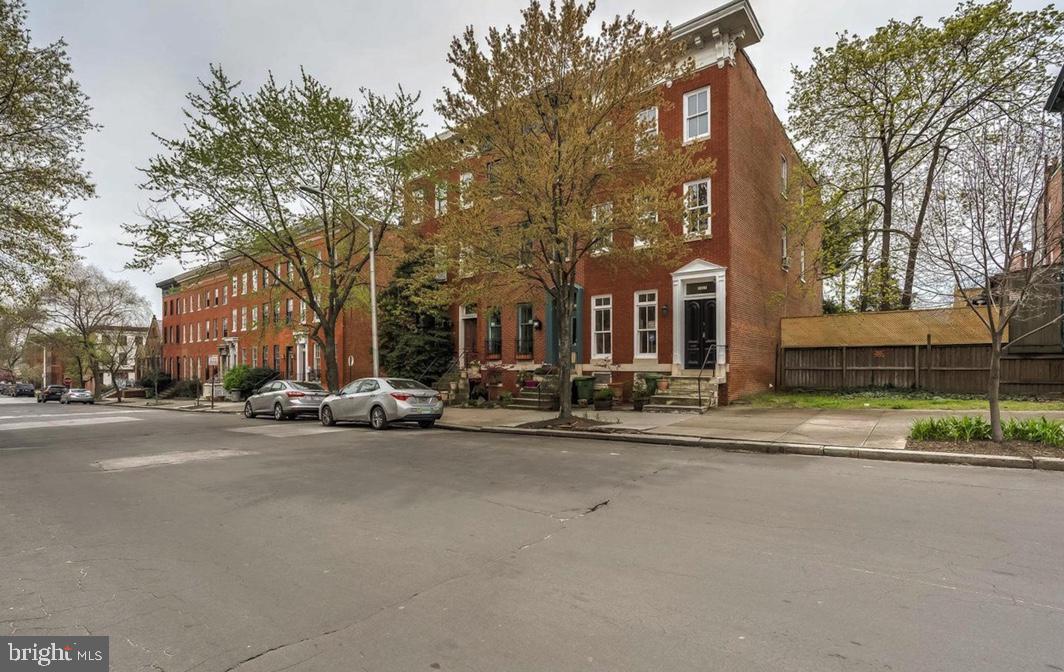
[697,344,726,408]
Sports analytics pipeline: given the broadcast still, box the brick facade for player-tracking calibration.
[157,263,375,390]
[427,2,822,404]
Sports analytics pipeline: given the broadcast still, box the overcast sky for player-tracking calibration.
[26,0,1046,315]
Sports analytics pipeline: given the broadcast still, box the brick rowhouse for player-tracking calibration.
[411,0,822,405]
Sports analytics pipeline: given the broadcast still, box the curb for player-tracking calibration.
[98,401,241,415]
[435,423,1058,472]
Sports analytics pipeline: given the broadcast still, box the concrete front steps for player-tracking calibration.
[508,387,557,411]
[644,376,719,414]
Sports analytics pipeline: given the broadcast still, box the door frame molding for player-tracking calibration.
[670,259,726,374]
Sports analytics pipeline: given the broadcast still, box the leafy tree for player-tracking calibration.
[416,0,713,419]
[790,1,1064,310]
[0,0,96,295]
[922,108,1061,442]
[124,67,423,390]
[0,295,43,379]
[378,250,453,385]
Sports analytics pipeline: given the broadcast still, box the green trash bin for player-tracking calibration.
[572,376,595,403]
[642,373,662,396]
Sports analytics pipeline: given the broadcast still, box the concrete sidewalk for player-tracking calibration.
[439,405,1064,450]
[104,396,1064,452]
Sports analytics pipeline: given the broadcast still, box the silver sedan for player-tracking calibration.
[60,388,94,404]
[319,377,443,430]
[243,380,328,421]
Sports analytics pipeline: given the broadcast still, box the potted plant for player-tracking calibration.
[632,377,650,411]
[656,377,670,393]
[593,387,614,410]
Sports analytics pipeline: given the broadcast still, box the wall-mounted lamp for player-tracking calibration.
[661,304,669,317]
[532,318,543,331]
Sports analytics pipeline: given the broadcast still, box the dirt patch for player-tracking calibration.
[907,439,1064,458]
[517,417,612,431]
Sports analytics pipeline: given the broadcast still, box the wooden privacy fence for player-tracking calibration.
[778,344,1064,396]
[778,308,1064,395]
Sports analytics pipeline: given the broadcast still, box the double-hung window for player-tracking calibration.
[683,87,710,142]
[240,306,247,332]
[435,183,448,215]
[486,309,502,357]
[780,155,789,197]
[410,188,424,224]
[231,276,238,296]
[684,179,711,237]
[635,291,658,357]
[252,270,258,292]
[592,202,613,254]
[592,295,612,358]
[231,309,238,331]
[517,303,534,356]
[459,172,473,209]
[251,306,258,328]
[636,107,658,154]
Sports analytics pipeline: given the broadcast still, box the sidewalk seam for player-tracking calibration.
[436,423,1050,472]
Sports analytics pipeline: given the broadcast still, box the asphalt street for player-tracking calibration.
[1,396,1062,672]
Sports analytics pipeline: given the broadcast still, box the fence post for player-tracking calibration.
[840,346,847,389]
[914,345,920,389]
[925,335,933,391]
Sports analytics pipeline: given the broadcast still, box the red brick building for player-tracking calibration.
[416,0,821,406]
[156,261,375,389]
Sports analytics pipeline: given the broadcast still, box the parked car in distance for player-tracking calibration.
[0,381,11,395]
[243,380,328,421]
[37,384,66,403]
[13,382,35,397]
[319,377,443,430]
[61,388,94,405]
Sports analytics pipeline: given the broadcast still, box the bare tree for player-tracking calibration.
[923,108,1063,441]
[40,264,150,398]
[95,330,142,402]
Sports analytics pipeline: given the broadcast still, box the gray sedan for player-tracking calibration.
[319,377,443,430]
[243,380,328,421]
[60,388,94,404]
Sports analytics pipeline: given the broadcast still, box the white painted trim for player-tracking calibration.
[683,86,711,143]
[590,294,613,359]
[670,260,727,375]
[682,178,712,237]
[633,289,659,359]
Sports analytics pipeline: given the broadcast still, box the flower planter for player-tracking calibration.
[607,381,625,402]
[656,378,670,393]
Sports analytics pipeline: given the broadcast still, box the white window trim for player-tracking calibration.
[780,155,789,198]
[591,294,613,358]
[459,172,473,209]
[634,290,658,359]
[435,183,448,216]
[591,202,613,255]
[683,87,710,144]
[683,178,712,239]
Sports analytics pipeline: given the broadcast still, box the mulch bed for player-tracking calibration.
[906,440,1064,459]
[517,417,612,431]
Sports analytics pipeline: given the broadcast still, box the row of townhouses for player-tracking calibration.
[155,0,822,405]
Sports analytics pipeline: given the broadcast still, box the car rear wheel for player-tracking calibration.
[244,401,255,419]
[320,406,335,426]
[370,406,388,430]
[418,420,435,429]
[273,403,286,421]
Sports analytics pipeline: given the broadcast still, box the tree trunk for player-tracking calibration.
[988,332,1004,442]
[321,324,341,393]
[901,144,943,309]
[556,285,574,420]
[878,157,894,311]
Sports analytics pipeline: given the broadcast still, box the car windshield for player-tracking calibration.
[291,382,325,392]
[386,379,431,391]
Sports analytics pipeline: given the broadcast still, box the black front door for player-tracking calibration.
[684,298,717,369]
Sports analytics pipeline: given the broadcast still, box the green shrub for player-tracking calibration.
[243,367,279,394]
[222,364,250,392]
[499,391,513,407]
[138,371,173,391]
[593,387,614,401]
[169,378,202,399]
[911,415,1064,445]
